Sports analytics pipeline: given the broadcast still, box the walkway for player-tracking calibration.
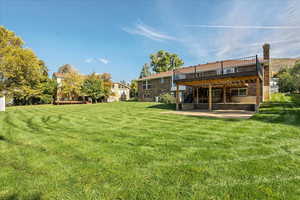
[162,109,255,119]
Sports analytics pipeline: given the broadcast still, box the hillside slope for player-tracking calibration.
[271,58,300,74]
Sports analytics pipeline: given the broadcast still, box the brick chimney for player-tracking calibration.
[263,43,270,60]
[262,43,271,101]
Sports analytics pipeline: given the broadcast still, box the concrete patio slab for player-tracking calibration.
[162,110,255,119]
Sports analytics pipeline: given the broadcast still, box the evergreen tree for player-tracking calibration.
[139,63,151,78]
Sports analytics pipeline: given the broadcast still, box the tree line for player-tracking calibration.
[0,26,115,105]
[56,64,113,103]
[0,26,183,105]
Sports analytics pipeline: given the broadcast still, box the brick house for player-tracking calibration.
[137,44,271,111]
[137,71,186,102]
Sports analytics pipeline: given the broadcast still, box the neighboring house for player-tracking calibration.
[53,72,65,88]
[137,44,272,111]
[108,82,130,102]
[270,78,279,94]
[52,72,70,101]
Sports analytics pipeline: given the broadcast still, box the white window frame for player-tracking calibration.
[143,80,152,90]
[223,67,235,74]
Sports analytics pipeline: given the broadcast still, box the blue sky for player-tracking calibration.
[1,0,300,82]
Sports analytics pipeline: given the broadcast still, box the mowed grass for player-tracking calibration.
[0,94,300,200]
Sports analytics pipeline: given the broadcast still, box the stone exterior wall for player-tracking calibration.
[138,76,172,101]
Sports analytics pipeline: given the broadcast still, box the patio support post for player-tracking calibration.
[223,85,226,104]
[176,84,179,110]
[256,78,260,111]
[209,84,212,111]
[196,87,199,104]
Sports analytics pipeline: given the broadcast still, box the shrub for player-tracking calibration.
[159,93,176,104]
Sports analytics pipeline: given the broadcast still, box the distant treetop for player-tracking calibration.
[58,64,78,74]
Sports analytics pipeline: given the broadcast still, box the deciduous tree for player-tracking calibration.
[0,26,53,105]
[150,50,184,73]
[81,73,104,103]
[60,71,83,100]
[58,64,78,74]
[100,73,113,99]
[130,80,138,98]
[278,61,300,93]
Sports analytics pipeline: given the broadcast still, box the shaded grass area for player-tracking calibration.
[0,95,300,199]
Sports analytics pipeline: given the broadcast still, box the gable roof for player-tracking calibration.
[53,72,65,78]
[137,58,267,81]
[113,82,131,89]
[138,71,173,81]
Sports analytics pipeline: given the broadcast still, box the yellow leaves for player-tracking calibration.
[0,26,24,48]
[60,72,84,98]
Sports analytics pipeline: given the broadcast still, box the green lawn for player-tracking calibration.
[1,94,300,200]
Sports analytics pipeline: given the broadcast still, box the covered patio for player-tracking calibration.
[174,56,264,112]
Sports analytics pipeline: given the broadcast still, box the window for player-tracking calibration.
[223,67,235,74]
[142,80,152,90]
[160,78,164,84]
[142,81,147,89]
[231,88,248,97]
[213,88,222,96]
[239,88,247,96]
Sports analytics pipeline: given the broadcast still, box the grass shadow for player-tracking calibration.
[0,135,6,141]
[1,193,42,200]
[147,103,176,110]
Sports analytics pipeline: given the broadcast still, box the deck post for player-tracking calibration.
[209,84,212,111]
[223,86,226,104]
[256,78,260,111]
[176,84,179,110]
[196,87,199,104]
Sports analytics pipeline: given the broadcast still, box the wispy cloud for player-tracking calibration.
[123,21,178,42]
[85,57,110,64]
[98,58,109,64]
[187,0,300,59]
[184,25,300,30]
[155,0,300,61]
[85,58,94,63]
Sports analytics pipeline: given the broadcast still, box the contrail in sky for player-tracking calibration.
[184,25,300,29]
